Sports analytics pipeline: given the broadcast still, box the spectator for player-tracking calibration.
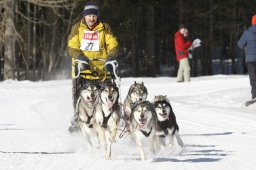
[174,24,192,82]
[237,14,256,106]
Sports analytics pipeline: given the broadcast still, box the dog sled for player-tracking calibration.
[69,61,184,160]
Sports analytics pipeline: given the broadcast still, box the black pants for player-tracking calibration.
[247,62,256,99]
[72,78,83,111]
[71,78,90,125]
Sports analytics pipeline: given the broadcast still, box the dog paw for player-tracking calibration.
[105,155,112,160]
[166,144,175,155]
[99,143,106,149]
[149,153,158,161]
[95,144,101,149]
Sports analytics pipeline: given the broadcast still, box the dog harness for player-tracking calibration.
[157,120,169,131]
[79,113,94,128]
[140,127,152,137]
[101,110,112,129]
[157,120,169,137]
[77,97,96,128]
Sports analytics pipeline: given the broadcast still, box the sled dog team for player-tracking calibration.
[74,81,183,160]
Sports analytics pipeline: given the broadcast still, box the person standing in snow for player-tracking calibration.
[67,2,118,132]
[237,15,256,106]
[174,24,193,82]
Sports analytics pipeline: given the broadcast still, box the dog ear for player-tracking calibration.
[81,82,94,91]
[128,84,134,95]
[112,81,117,88]
[143,85,148,99]
[164,95,170,103]
[95,82,101,89]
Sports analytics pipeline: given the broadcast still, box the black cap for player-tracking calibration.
[83,2,99,17]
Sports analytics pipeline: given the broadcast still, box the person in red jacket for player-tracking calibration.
[174,24,192,82]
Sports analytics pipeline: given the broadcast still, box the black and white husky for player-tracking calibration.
[94,82,121,160]
[123,81,148,129]
[76,82,100,147]
[153,95,184,149]
[130,100,157,160]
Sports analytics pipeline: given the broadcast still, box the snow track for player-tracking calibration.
[0,76,256,170]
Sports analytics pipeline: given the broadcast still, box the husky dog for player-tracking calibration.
[123,81,148,128]
[76,82,100,147]
[153,95,184,149]
[94,82,121,160]
[130,100,157,160]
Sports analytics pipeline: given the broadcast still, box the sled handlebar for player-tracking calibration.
[74,58,119,80]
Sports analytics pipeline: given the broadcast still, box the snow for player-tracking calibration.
[0,75,256,170]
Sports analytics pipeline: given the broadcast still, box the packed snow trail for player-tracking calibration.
[0,76,256,170]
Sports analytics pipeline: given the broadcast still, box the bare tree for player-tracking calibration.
[0,0,77,80]
[145,3,155,76]
[3,0,15,80]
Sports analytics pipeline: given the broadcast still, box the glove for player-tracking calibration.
[104,56,116,73]
[76,55,89,62]
[74,55,90,77]
[75,55,90,71]
[188,47,193,59]
[192,38,201,48]
[106,56,114,62]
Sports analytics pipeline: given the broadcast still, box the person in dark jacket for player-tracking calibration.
[237,15,256,106]
[174,24,192,82]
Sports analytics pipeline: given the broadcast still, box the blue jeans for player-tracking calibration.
[247,62,256,99]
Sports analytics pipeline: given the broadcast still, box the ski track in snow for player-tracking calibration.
[0,76,256,170]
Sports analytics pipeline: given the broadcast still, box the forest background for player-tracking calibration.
[0,0,255,81]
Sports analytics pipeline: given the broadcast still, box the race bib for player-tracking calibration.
[80,30,100,51]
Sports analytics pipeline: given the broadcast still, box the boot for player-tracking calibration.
[245,98,256,106]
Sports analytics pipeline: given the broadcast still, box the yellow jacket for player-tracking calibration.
[68,19,118,80]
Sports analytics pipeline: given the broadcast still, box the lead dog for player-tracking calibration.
[123,81,148,129]
[153,95,184,149]
[76,82,100,147]
[130,100,158,160]
[94,82,121,160]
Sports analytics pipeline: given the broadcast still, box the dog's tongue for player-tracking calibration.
[107,100,113,108]
[161,114,168,119]
[86,97,96,104]
[89,98,96,103]
[139,123,145,128]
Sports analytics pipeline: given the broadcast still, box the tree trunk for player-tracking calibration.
[145,3,155,76]
[208,0,213,75]
[178,0,184,23]
[32,3,36,80]
[27,1,31,80]
[4,0,15,80]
